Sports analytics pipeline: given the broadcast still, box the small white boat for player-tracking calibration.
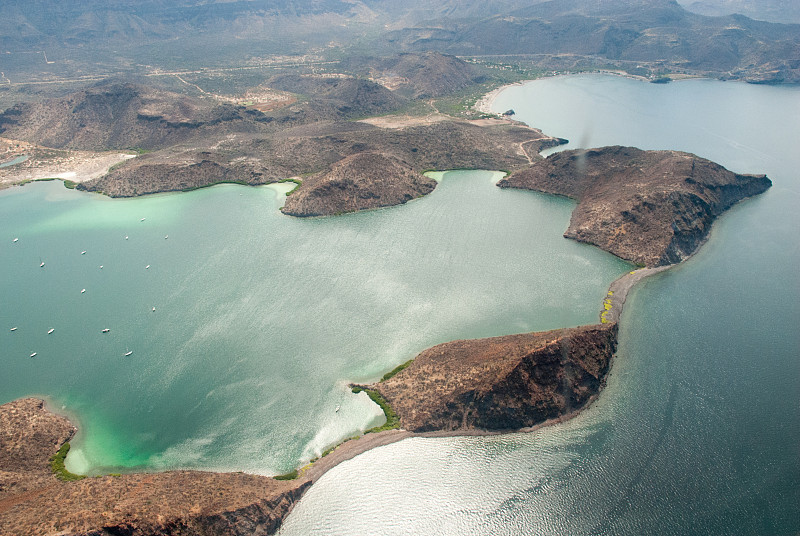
[47,328,54,334]
[39,261,45,268]
[81,288,86,294]
[123,349,133,357]
[12,238,18,243]
[164,235,168,239]
[99,265,103,269]
[81,250,86,255]
[101,328,110,333]
[335,405,341,413]
[145,265,150,269]
[10,327,17,331]
[152,306,156,312]
[125,236,128,240]
[30,352,37,358]
[140,218,146,222]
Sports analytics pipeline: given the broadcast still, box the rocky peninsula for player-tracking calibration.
[374,324,618,432]
[498,146,772,267]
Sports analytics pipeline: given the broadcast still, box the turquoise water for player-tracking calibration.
[278,76,800,535]
[0,168,630,475]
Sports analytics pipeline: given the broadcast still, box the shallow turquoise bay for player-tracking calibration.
[1,168,629,476]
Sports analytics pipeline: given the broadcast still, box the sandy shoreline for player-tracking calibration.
[602,266,672,324]
[0,137,136,190]
[473,82,523,115]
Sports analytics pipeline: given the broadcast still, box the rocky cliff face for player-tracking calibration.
[498,146,771,267]
[377,324,618,432]
[282,152,436,217]
[0,399,309,536]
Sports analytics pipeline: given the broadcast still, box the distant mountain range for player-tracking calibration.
[0,0,797,83]
[677,0,800,24]
[378,0,800,82]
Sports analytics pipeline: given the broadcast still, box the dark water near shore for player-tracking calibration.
[278,75,800,535]
[0,169,629,475]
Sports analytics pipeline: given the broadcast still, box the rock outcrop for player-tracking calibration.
[282,152,436,216]
[376,324,618,432]
[498,146,771,266]
[0,399,310,536]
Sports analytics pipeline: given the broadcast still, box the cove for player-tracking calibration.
[0,168,630,476]
[277,75,800,535]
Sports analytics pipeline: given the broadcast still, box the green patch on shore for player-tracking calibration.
[351,385,400,433]
[181,180,249,192]
[380,359,414,382]
[274,469,299,480]
[49,442,86,482]
[278,177,302,195]
[126,147,152,155]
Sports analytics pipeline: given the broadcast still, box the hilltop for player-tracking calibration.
[0,81,272,151]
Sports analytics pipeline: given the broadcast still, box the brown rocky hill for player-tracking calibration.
[79,119,563,200]
[0,399,309,536]
[282,152,436,216]
[0,81,270,151]
[498,146,771,266]
[265,75,406,121]
[376,324,618,432]
[342,52,484,98]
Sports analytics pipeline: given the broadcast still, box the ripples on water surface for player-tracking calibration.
[278,75,800,535]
